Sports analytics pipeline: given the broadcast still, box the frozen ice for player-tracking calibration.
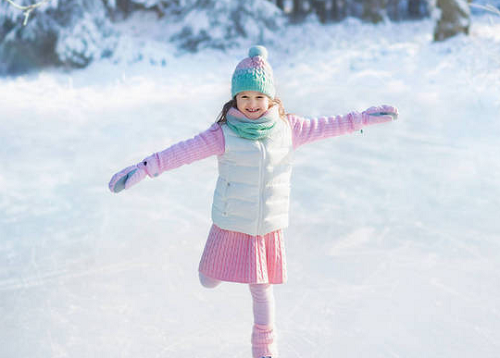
[1,13,500,358]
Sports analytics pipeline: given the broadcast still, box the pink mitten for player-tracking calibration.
[108,165,146,193]
[108,153,161,193]
[362,105,399,124]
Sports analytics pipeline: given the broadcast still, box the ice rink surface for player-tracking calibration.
[1,14,499,358]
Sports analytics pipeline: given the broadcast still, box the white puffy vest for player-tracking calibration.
[211,115,294,236]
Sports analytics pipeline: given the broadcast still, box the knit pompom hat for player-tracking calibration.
[231,45,276,99]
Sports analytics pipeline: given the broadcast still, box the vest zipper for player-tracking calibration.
[223,180,230,216]
[256,139,266,235]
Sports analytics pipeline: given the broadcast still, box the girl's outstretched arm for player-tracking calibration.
[108,123,225,193]
[287,105,398,150]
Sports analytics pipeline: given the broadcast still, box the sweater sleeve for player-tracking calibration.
[140,123,225,178]
[287,110,393,150]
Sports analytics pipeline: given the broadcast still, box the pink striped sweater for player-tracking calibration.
[141,110,394,178]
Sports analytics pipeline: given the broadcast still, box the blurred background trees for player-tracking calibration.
[0,0,496,75]
[433,0,471,40]
[269,0,429,22]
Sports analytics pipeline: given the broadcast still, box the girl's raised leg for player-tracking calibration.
[199,272,222,288]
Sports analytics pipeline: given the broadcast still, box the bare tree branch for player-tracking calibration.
[3,0,52,26]
[470,3,500,16]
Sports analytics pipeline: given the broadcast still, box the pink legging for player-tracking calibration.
[199,272,278,358]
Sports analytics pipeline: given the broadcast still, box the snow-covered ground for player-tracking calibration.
[1,13,500,358]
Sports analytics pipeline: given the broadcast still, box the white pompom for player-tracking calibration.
[248,46,268,59]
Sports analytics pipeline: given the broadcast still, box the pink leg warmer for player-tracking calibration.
[249,284,278,358]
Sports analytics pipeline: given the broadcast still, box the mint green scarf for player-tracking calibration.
[226,107,278,140]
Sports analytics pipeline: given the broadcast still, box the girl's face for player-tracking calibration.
[235,91,271,120]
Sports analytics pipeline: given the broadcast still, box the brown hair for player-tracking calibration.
[216,96,287,124]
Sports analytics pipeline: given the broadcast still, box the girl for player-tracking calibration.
[108,46,398,358]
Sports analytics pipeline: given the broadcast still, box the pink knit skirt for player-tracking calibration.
[198,224,287,284]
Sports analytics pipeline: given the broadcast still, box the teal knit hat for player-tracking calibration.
[231,46,276,99]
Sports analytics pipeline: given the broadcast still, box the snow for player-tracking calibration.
[1,13,500,358]
[56,13,118,67]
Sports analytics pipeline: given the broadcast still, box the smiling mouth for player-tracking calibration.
[246,109,260,113]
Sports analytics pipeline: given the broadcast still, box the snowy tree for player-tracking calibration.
[470,1,500,17]
[310,0,328,22]
[362,0,389,22]
[0,0,118,75]
[104,0,196,19]
[434,0,470,41]
[331,0,348,20]
[1,0,52,26]
[55,10,117,68]
[0,0,460,75]
[170,0,286,51]
[408,0,422,17]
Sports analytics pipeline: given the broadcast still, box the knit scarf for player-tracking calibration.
[226,106,278,140]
